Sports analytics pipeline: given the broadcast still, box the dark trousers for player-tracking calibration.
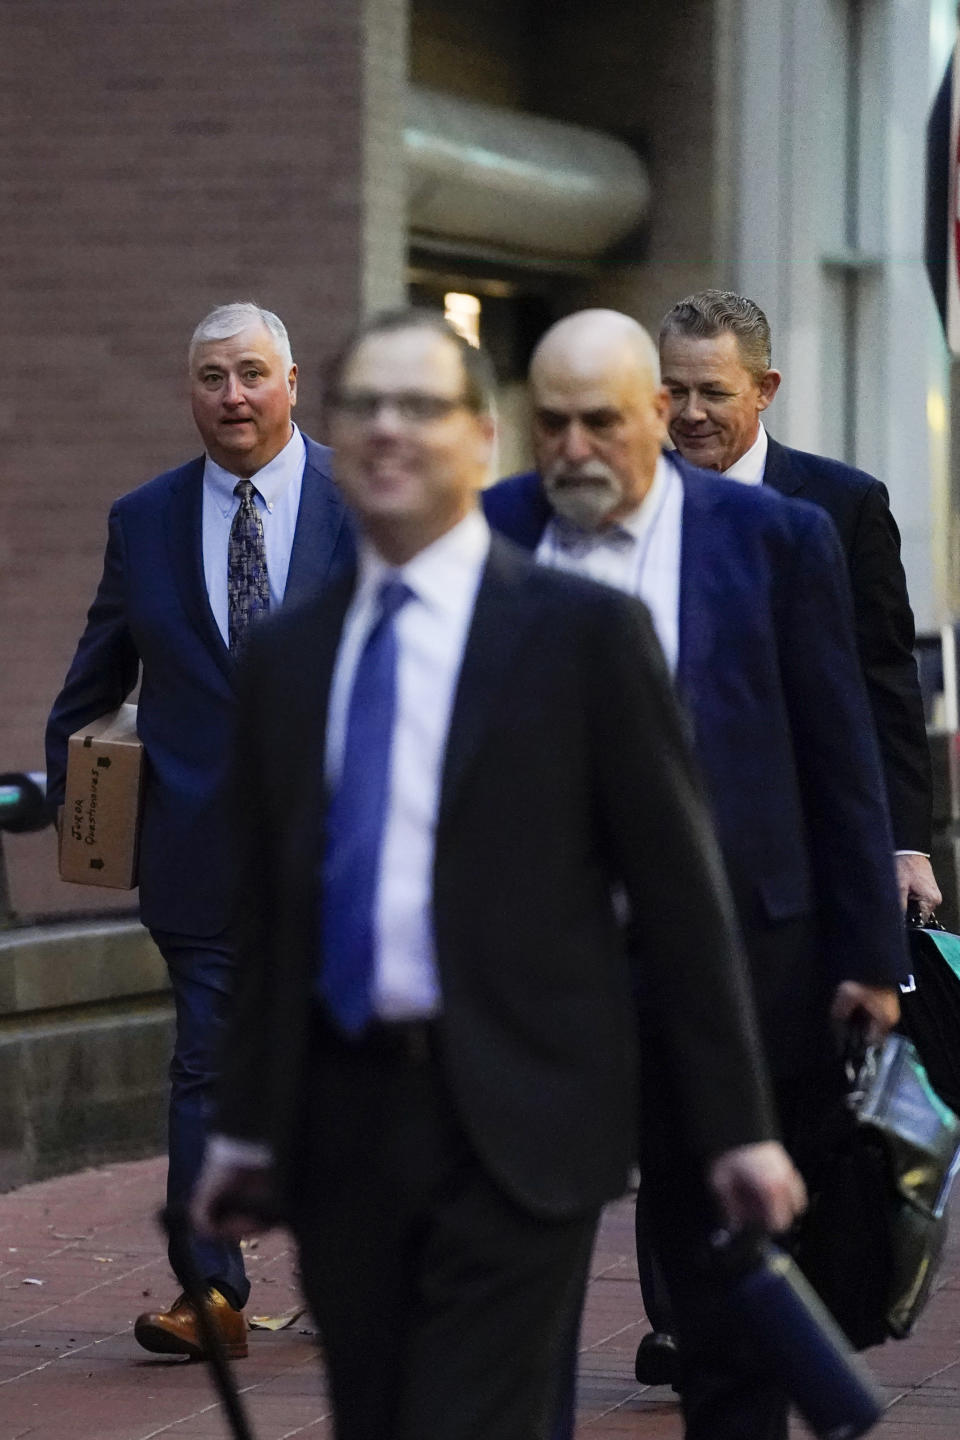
[288,1014,599,1440]
[634,1184,674,1333]
[151,927,249,1308]
[548,909,839,1440]
[642,1067,844,1440]
[635,908,837,1440]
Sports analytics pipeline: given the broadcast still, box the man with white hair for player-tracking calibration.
[46,302,352,1358]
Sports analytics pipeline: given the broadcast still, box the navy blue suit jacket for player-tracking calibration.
[45,436,353,936]
[763,436,932,853]
[484,457,907,1070]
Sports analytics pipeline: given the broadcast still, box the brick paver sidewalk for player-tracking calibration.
[1,1157,959,1439]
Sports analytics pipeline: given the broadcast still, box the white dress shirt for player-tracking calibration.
[723,423,767,485]
[201,425,305,643]
[536,455,684,673]
[326,507,491,1019]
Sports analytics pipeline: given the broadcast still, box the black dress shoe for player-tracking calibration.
[634,1330,681,1387]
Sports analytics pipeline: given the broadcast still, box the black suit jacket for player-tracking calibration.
[216,536,775,1220]
[764,436,932,852]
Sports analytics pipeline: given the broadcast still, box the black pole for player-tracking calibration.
[0,834,12,929]
[159,1206,258,1440]
[926,59,952,334]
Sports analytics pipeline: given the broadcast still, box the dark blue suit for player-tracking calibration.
[763,435,931,854]
[484,456,907,1440]
[46,435,352,1301]
[484,458,906,1041]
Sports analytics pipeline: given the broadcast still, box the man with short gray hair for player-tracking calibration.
[46,302,352,1357]
[660,288,938,918]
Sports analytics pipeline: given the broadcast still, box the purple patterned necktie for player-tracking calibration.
[227,480,270,656]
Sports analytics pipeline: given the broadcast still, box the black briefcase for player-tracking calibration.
[898,915,960,1116]
[794,1033,960,1350]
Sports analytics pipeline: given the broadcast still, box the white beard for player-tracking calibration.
[543,469,622,532]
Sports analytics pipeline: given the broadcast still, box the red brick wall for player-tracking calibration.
[1,1,374,917]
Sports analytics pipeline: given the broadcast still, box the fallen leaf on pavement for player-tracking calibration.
[249,1306,306,1331]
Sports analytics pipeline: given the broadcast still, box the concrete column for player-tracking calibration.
[854,0,944,626]
[721,0,946,628]
[361,0,410,313]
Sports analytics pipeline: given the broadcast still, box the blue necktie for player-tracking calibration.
[319,576,412,1033]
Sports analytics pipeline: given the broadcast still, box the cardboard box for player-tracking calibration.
[59,704,143,889]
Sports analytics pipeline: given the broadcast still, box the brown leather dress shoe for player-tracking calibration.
[134,1289,248,1360]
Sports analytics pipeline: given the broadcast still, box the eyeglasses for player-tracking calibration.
[331,390,473,424]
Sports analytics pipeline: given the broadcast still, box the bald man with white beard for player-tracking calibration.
[484,309,908,1440]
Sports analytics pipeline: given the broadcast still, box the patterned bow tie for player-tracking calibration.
[551,517,635,557]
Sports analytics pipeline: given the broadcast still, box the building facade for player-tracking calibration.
[2,0,953,919]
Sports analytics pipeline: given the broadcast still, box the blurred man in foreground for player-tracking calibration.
[660,288,938,918]
[192,310,803,1440]
[485,308,907,1440]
